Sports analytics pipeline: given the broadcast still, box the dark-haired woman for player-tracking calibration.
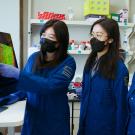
[78,18,129,135]
[17,19,76,135]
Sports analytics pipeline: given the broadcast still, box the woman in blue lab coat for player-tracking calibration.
[17,19,76,135]
[127,72,135,135]
[78,18,129,135]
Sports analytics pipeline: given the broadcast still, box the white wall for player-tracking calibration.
[0,0,20,65]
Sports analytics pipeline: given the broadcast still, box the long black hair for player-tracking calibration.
[33,19,69,71]
[85,18,121,79]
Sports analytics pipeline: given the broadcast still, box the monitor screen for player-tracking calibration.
[0,32,18,67]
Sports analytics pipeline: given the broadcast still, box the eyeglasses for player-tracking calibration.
[90,32,108,40]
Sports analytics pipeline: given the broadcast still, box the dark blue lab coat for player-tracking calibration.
[127,72,135,135]
[78,60,129,135]
[17,52,76,135]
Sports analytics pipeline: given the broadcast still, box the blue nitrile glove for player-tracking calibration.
[0,63,20,79]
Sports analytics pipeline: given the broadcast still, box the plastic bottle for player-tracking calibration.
[67,7,74,20]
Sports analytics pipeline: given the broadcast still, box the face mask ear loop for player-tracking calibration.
[108,38,114,44]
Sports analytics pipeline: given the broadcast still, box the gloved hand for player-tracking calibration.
[0,63,20,79]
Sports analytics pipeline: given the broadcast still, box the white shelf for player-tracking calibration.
[68,50,91,54]
[30,19,93,26]
[118,22,135,28]
[30,19,134,27]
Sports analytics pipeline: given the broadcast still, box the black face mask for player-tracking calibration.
[90,37,106,53]
[40,38,58,53]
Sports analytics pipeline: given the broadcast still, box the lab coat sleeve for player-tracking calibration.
[15,53,38,96]
[13,91,27,100]
[114,67,129,135]
[17,59,76,95]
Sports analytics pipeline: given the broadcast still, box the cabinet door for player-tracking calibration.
[69,102,80,135]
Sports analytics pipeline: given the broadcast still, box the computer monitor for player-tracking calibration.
[0,32,18,67]
[0,32,18,98]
